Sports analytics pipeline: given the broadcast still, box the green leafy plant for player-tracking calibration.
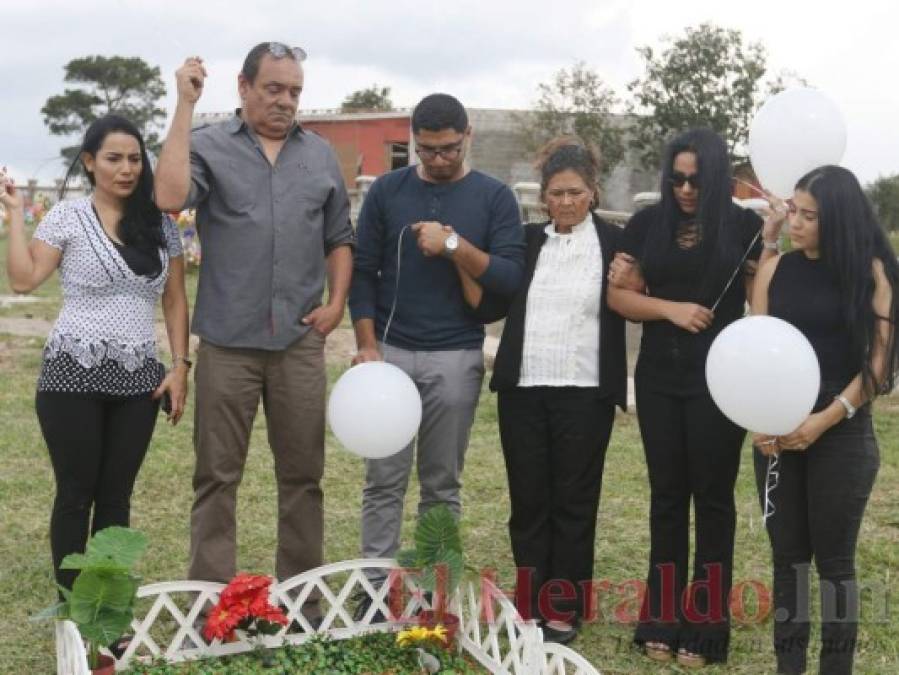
[396,505,466,621]
[119,632,488,673]
[35,527,147,669]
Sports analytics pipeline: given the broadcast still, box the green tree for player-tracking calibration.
[628,23,777,168]
[518,62,626,179]
[341,85,393,112]
[866,174,899,231]
[41,56,167,164]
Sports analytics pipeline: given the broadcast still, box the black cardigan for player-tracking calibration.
[473,212,628,410]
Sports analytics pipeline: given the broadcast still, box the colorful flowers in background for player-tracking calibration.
[396,623,448,648]
[175,210,202,267]
[21,194,51,227]
[203,573,288,643]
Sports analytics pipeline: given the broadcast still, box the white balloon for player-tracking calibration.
[749,88,847,197]
[327,361,422,459]
[705,316,820,435]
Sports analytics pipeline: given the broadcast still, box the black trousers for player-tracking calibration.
[497,386,615,624]
[753,409,879,675]
[632,385,745,663]
[36,390,160,590]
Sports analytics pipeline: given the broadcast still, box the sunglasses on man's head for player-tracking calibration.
[669,172,700,189]
[268,42,307,62]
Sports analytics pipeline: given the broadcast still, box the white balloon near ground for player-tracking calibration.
[327,361,422,459]
[706,316,821,435]
[749,88,847,197]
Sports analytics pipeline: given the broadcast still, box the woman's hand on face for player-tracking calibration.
[753,433,780,456]
[777,412,830,451]
[761,189,788,242]
[666,302,714,333]
[154,366,189,425]
[608,252,645,291]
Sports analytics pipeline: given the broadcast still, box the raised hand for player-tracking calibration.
[176,56,207,104]
[760,188,787,243]
[0,167,24,212]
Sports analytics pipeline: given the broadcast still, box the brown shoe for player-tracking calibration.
[644,641,673,662]
[676,648,706,668]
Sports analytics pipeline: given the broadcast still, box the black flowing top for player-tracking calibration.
[622,202,763,394]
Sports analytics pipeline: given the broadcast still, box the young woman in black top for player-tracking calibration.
[752,165,898,675]
[607,128,784,667]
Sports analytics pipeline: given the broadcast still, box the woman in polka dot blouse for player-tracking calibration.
[2,114,189,594]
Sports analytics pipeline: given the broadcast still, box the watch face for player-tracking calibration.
[445,234,459,251]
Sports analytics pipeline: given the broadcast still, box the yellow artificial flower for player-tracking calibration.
[431,625,448,643]
[396,624,449,647]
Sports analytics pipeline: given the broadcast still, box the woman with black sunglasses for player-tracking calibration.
[607,128,784,668]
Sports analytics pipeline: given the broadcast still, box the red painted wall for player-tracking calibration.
[301,116,410,187]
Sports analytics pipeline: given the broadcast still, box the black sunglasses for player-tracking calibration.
[669,172,700,189]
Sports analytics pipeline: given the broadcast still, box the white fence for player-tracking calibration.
[56,558,600,675]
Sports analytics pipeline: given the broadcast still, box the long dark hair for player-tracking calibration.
[60,114,164,253]
[795,165,899,395]
[641,128,743,303]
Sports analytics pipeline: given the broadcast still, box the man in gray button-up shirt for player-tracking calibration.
[155,44,354,591]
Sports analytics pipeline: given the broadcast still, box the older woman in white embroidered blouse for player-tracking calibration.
[1,114,189,599]
[458,138,628,645]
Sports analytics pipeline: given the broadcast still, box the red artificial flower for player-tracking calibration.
[203,603,248,642]
[258,605,289,627]
[204,573,287,641]
[221,573,272,603]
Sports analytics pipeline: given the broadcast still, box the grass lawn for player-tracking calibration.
[1,235,897,673]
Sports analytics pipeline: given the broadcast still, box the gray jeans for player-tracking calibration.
[361,344,484,561]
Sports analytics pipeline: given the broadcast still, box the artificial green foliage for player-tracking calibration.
[397,505,465,596]
[34,527,146,668]
[119,632,487,674]
[61,526,148,573]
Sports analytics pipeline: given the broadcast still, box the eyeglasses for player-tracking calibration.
[669,172,700,189]
[268,42,307,62]
[414,140,464,160]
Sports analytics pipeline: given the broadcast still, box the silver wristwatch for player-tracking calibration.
[834,394,856,419]
[442,233,459,257]
[762,238,780,251]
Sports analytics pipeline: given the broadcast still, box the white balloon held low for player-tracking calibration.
[327,361,422,459]
[749,87,847,198]
[705,316,821,436]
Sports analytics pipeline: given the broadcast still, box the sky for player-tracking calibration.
[1,0,896,186]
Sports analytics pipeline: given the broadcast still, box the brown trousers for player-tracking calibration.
[188,331,326,582]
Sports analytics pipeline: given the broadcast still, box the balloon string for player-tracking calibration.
[381,224,412,344]
[763,453,780,523]
[711,230,761,312]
